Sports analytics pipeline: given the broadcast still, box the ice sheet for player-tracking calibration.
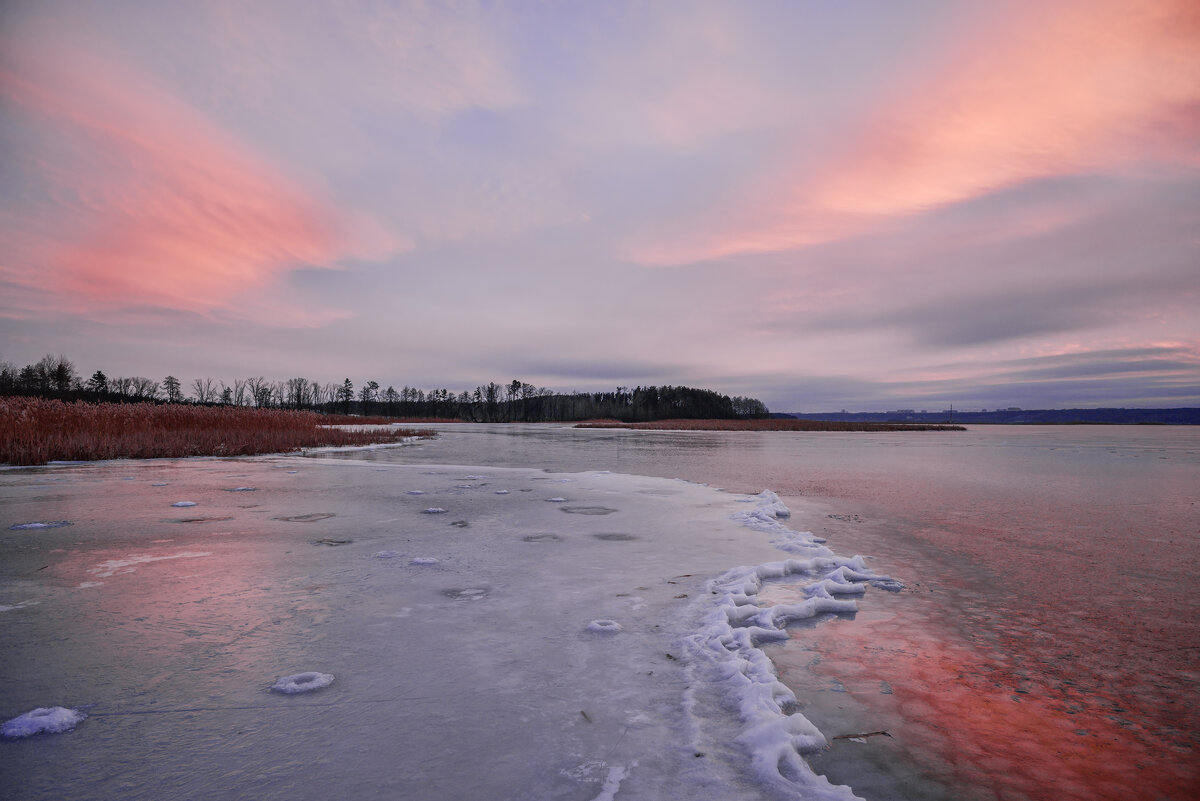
[0,455,890,800]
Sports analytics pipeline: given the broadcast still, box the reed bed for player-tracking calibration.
[0,398,434,466]
[575,418,965,432]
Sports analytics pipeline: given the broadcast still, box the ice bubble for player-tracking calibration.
[423,508,447,514]
[372,550,403,559]
[546,497,567,503]
[9,521,72,530]
[171,501,197,508]
[271,671,335,694]
[586,619,623,634]
[494,490,510,495]
[410,557,439,565]
[2,706,86,738]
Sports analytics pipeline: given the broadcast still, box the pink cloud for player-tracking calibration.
[629,0,1200,265]
[0,29,407,322]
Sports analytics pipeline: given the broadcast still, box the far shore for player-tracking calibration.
[574,418,966,432]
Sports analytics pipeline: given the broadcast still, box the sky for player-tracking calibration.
[1,0,1197,412]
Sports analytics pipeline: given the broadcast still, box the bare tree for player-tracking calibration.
[246,377,271,408]
[191,377,217,404]
[134,377,159,400]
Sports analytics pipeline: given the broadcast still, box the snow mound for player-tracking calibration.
[2,707,86,738]
[586,619,623,633]
[271,672,335,694]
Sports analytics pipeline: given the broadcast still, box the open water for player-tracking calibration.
[332,423,1200,801]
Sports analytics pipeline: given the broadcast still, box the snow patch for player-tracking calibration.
[2,707,86,738]
[170,501,197,508]
[271,671,334,694]
[410,557,439,565]
[590,762,637,801]
[423,507,447,514]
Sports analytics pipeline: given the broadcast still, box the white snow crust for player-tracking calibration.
[680,490,896,800]
[2,707,86,738]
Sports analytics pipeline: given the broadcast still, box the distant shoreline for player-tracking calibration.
[575,418,965,432]
[782,407,1200,425]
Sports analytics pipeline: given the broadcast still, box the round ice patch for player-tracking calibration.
[586,619,623,634]
[372,550,403,559]
[2,706,86,738]
[271,672,335,694]
[9,521,72,530]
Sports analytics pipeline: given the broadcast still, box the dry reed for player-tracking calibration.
[0,398,434,466]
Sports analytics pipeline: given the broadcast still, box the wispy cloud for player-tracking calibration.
[0,26,406,323]
[629,0,1200,266]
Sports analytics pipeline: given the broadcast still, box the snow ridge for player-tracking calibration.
[683,490,895,800]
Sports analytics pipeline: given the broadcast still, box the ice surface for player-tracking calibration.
[0,455,891,801]
[2,707,86,738]
[271,672,335,694]
[89,551,212,578]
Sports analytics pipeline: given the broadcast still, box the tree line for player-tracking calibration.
[0,354,769,422]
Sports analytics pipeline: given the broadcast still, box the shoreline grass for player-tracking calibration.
[0,398,435,466]
[574,418,966,432]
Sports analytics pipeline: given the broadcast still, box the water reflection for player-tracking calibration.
[329,423,1200,800]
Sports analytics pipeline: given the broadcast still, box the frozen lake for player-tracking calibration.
[1,453,887,800]
[2,423,1197,800]
[328,423,1200,800]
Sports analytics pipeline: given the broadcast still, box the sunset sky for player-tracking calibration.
[2,0,1197,411]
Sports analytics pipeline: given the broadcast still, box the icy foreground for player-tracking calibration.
[0,457,889,800]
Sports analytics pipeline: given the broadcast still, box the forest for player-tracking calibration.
[0,354,769,423]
